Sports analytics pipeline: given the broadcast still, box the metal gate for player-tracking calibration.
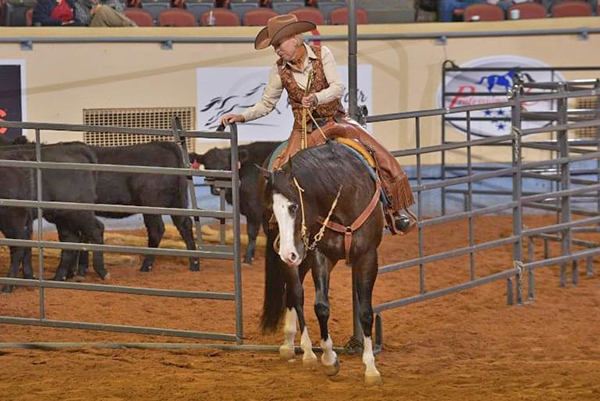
[363,76,600,348]
[0,120,244,348]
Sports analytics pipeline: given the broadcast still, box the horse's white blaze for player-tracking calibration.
[300,326,317,363]
[320,335,337,366]
[272,193,300,266]
[362,336,380,377]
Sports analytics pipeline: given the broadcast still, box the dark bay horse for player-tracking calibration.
[261,141,385,385]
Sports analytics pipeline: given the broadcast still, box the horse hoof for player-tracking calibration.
[102,272,111,281]
[139,265,152,272]
[278,346,295,361]
[364,372,382,386]
[322,360,340,376]
[73,275,86,283]
[189,264,200,272]
[303,355,318,371]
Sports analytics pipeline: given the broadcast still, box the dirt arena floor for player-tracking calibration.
[1,215,599,401]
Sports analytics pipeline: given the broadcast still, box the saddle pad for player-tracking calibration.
[266,139,390,206]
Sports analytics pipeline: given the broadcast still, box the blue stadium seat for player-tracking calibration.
[271,0,304,15]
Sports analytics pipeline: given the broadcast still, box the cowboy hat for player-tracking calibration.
[254,14,316,50]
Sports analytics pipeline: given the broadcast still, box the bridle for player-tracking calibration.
[289,174,382,264]
[292,176,341,251]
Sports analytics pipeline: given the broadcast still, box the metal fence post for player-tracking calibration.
[35,129,45,319]
[229,124,244,345]
[557,84,572,288]
[510,85,524,305]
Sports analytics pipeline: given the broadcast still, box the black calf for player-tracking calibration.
[191,141,281,264]
[0,142,108,292]
[77,142,200,273]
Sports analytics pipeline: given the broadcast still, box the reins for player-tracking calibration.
[301,69,327,150]
[293,176,342,251]
[289,175,382,264]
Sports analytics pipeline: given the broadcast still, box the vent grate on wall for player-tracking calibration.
[572,97,600,139]
[83,107,195,150]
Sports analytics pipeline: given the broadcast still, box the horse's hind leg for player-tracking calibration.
[171,215,199,272]
[354,249,382,386]
[140,214,165,272]
[311,250,339,376]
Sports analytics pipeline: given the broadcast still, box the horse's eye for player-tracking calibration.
[288,204,298,214]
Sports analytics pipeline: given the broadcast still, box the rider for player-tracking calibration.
[220,14,414,234]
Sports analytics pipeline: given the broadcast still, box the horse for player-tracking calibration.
[260,141,385,385]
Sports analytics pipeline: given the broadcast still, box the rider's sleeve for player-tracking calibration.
[241,64,284,122]
[315,46,345,105]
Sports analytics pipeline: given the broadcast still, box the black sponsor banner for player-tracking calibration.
[0,64,23,139]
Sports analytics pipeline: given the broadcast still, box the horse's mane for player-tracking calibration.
[274,141,372,201]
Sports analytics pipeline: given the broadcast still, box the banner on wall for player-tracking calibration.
[0,61,26,139]
[196,65,372,141]
[438,56,565,137]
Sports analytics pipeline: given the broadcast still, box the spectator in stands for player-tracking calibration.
[74,0,137,26]
[439,0,512,22]
[33,0,85,25]
[219,14,415,234]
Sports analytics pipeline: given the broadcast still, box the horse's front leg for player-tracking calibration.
[312,250,339,376]
[354,249,382,386]
[281,263,317,369]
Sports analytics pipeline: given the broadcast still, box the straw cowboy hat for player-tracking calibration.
[254,14,316,50]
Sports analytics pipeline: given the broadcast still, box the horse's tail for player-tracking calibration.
[260,226,286,333]
[477,75,487,84]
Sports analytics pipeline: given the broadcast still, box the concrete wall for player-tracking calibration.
[0,18,599,166]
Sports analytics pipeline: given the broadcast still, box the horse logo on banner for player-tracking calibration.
[438,56,565,137]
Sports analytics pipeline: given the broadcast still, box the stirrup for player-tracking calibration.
[384,209,415,236]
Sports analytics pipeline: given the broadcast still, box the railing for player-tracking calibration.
[363,81,600,349]
[0,120,244,345]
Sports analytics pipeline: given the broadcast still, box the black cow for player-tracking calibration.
[191,141,281,264]
[0,142,109,292]
[75,142,200,274]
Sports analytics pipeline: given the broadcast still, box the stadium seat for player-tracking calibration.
[551,0,592,17]
[508,2,547,19]
[229,0,259,23]
[329,7,368,25]
[271,0,304,15]
[463,3,505,21]
[290,7,325,25]
[242,7,277,26]
[317,0,345,21]
[141,0,170,21]
[200,8,240,25]
[124,7,155,26]
[185,0,214,24]
[158,8,197,25]
[5,0,36,26]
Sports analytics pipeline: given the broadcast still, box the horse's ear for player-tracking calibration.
[255,164,273,185]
